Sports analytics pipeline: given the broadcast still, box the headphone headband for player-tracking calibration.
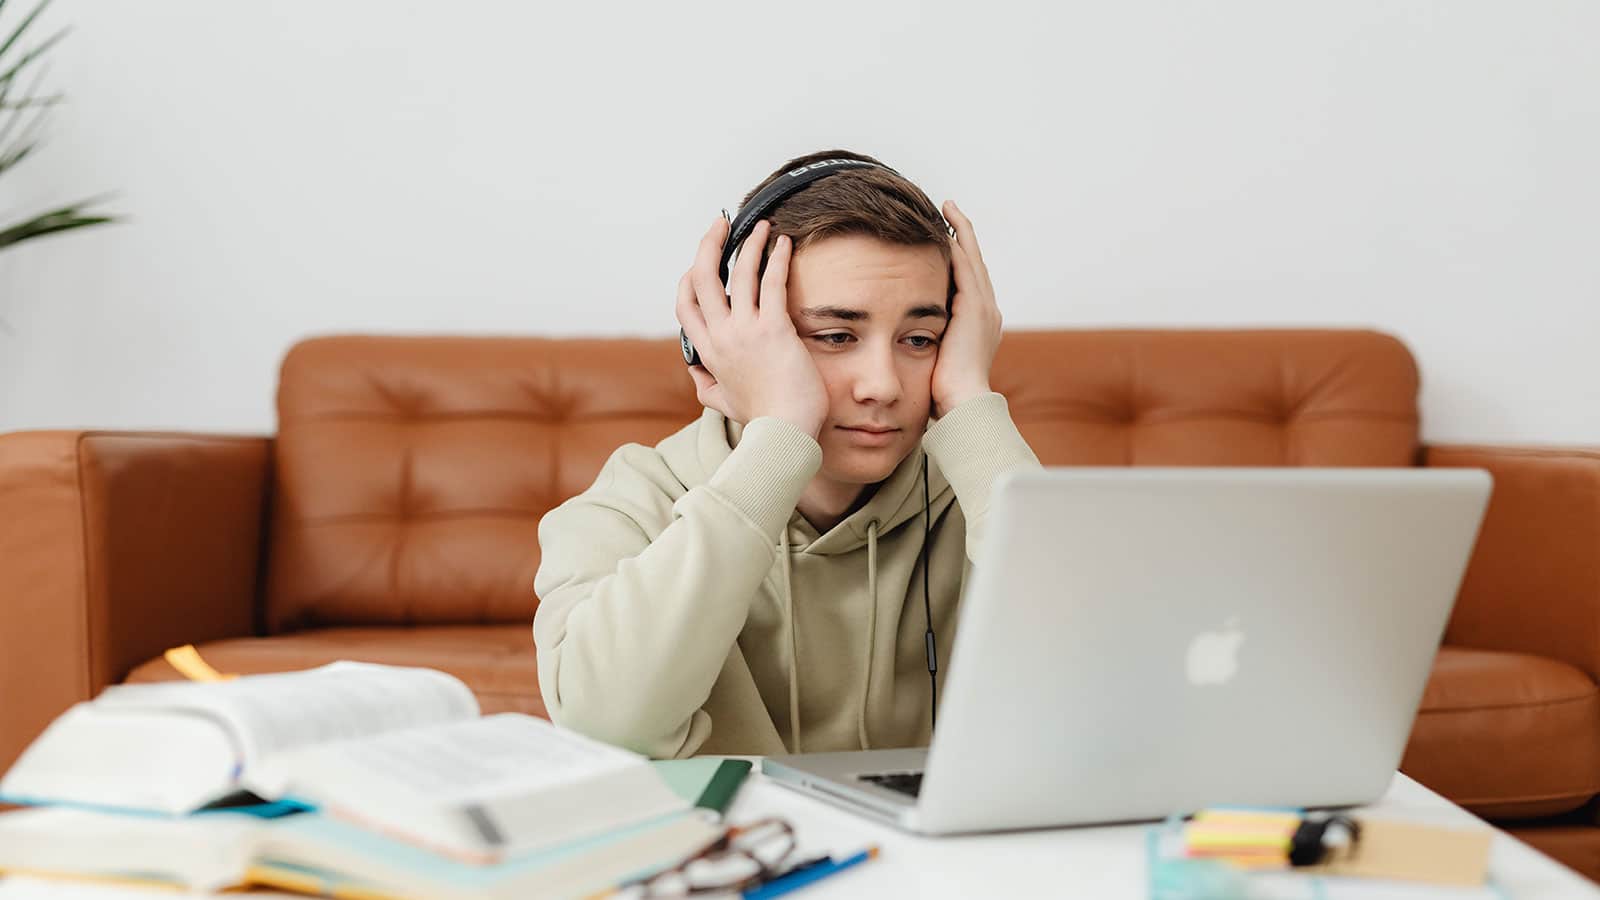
[718,158,895,285]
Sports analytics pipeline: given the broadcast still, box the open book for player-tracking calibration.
[0,662,689,863]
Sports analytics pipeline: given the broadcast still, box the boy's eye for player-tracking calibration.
[811,333,941,349]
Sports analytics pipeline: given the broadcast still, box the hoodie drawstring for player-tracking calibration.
[857,521,880,751]
[780,529,802,754]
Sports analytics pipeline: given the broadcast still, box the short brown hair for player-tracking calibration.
[741,149,954,302]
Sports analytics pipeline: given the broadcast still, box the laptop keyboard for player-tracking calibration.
[860,770,924,797]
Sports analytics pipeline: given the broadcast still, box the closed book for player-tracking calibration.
[0,804,719,900]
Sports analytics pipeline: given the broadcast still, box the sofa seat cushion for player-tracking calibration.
[1403,645,1600,819]
[1505,824,1600,885]
[122,625,545,719]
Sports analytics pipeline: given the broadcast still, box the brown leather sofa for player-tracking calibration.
[3,330,1599,878]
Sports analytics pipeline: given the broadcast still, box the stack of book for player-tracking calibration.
[0,661,744,899]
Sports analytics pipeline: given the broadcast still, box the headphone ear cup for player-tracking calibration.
[717,208,737,291]
[684,210,738,367]
[680,327,700,366]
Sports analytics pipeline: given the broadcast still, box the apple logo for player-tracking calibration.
[1186,618,1245,686]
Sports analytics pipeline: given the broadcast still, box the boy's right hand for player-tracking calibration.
[676,216,829,438]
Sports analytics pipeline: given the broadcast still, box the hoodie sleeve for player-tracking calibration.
[532,416,822,759]
[920,391,1043,563]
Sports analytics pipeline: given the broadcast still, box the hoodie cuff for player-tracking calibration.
[922,391,1042,510]
[707,416,823,539]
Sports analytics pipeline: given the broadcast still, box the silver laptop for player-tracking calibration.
[762,467,1492,834]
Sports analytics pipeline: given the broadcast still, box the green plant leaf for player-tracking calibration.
[0,200,116,250]
[0,0,49,67]
[0,100,47,169]
[0,136,34,174]
[0,68,50,164]
[0,93,59,110]
[0,25,65,89]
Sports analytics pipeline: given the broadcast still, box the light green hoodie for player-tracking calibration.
[532,392,1042,759]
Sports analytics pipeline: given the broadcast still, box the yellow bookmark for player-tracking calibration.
[163,644,237,682]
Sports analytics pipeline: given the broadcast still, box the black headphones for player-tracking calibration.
[682,157,947,735]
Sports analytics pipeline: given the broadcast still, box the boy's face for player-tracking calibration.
[785,234,950,486]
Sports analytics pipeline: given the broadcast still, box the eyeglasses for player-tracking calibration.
[612,817,798,898]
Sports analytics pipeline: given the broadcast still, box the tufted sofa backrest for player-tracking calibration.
[264,329,1419,631]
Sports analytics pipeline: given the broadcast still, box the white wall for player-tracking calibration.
[1,1,1595,443]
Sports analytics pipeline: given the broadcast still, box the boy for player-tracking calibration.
[533,150,1041,758]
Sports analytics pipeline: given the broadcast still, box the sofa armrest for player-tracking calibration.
[1424,443,1600,680]
[0,431,272,771]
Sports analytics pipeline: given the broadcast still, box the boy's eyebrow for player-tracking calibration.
[800,304,950,322]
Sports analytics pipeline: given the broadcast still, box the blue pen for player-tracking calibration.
[744,846,879,900]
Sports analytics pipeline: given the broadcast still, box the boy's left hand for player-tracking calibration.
[931,200,1003,419]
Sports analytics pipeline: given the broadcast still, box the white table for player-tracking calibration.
[1,772,1593,899]
[725,770,1600,898]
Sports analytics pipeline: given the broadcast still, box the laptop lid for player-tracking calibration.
[913,467,1491,834]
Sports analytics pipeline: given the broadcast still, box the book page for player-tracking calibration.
[0,704,241,814]
[92,662,479,767]
[275,713,638,806]
[265,714,688,859]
